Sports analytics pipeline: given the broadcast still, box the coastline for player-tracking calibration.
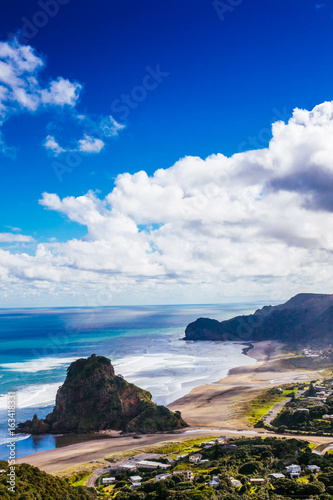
[16,340,332,475]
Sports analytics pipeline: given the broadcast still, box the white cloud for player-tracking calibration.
[2,101,333,305]
[100,116,125,137]
[0,233,34,243]
[0,39,81,121]
[78,134,105,153]
[40,77,82,107]
[0,39,125,157]
[43,134,66,156]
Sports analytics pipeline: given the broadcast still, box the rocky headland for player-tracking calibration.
[185,293,333,346]
[17,354,187,435]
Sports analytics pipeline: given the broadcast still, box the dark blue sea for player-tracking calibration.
[0,303,260,460]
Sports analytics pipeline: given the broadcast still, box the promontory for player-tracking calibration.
[17,354,187,434]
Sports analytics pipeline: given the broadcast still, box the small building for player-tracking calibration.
[189,453,202,464]
[209,476,220,487]
[102,477,116,484]
[173,470,194,481]
[250,478,265,485]
[230,477,242,488]
[268,473,285,482]
[129,476,142,484]
[323,414,333,420]
[307,465,321,473]
[136,460,170,470]
[216,435,229,444]
[286,464,301,478]
[176,454,188,460]
[155,473,172,482]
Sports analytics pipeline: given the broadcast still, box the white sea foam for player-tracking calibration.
[0,357,78,373]
[0,433,31,446]
[113,339,256,405]
[0,382,61,410]
[0,339,256,411]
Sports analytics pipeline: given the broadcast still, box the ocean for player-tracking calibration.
[0,303,259,460]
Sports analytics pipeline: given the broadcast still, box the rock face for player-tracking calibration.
[17,355,187,434]
[185,293,333,345]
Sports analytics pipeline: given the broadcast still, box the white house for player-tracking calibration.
[307,465,321,473]
[286,464,301,478]
[268,473,285,482]
[129,476,142,484]
[209,476,220,487]
[173,470,194,481]
[189,453,202,464]
[136,460,170,469]
[155,473,172,482]
[250,478,265,485]
[102,477,115,484]
[230,477,242,488]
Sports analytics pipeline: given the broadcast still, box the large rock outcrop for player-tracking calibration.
[17,354,187,434]
[185,293,333,346]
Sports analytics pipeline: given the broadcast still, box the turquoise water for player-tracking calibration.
[0,303,260,459]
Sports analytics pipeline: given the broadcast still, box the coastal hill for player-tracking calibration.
[184,293,333,345]
[17,354,187,434]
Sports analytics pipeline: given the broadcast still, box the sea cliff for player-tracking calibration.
[17,354,187,435]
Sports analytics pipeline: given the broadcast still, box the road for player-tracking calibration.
[86,465,113,488]
[265,389,306,426]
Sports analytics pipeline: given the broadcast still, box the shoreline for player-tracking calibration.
[16,340,333,474]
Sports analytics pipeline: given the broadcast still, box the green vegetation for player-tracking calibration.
[97,435,333,499]
[284,348,333,371]
[272,380,333,435]
[246,386,298,426]
[0,460,97,499]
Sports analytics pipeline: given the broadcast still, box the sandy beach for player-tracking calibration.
[168,340,325,429]
[17,341,331,474]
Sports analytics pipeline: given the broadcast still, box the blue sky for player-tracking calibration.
[1,0,333,306]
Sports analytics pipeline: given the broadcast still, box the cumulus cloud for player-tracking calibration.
[0,233,34,243]
[2,101,333,305]
[0,39,124,157]
[43,135,66,156]
[0,39,81,121]
[78,134,105,153]
[40,77,82,107]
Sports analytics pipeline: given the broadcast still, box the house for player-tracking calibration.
[129,476,142,484]
[250,478,265,485]
[155,473,172,482]
[209,476,220,487]
[323,414,333,420]
[176,454,188,460]
[136,460,170,470]
[268,473,285,482]
[189,453,202,464]
[0,469,6,474]
[286,464,301,478]
[230,477,242,488]
[173,470,194,481]
[102,477,116,484]
[307,465,321,473]
[216,436,229,444]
